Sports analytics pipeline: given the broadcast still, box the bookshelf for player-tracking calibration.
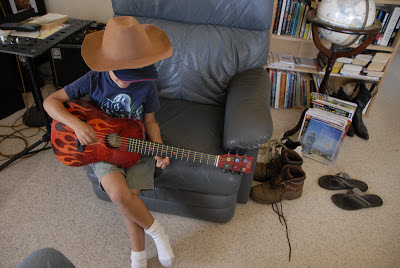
[268,0,400,112]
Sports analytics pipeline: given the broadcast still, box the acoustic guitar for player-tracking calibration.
[51,100,253,174]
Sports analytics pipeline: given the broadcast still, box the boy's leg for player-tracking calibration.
[101,173,152,268]
[101,172,174,267]
[101,172,154,229]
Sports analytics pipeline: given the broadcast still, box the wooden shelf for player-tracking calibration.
[269,0,400,113]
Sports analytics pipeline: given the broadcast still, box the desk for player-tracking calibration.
[0,18,92,171]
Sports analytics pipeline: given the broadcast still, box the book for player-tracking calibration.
[366,61,386,72]
[27,13,69,30]
[278,53,296,65]
[372,52,391,64]
[294,57,315,68]
[298,106,349,165]
[340,69,361,75]
[267,52,295,70]
[281,0,292,35]
[274,71,282,109]
[388,16,400,46]
[273,0,284,34]
[299,115,345,165]
[336,57,354,64]
[342,64,363,72]
[279,72,287,107]
[380,6,400,46]
[352,54,373,66]
[363,70,384,78]
[277,0,288,35]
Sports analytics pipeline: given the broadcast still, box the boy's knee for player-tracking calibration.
[107,187,131,205]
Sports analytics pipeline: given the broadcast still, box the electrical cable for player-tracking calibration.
[0,2,52,163]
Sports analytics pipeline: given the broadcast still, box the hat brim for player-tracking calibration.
[81,24,173,71]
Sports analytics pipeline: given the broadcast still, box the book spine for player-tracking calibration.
[291,3,301,36]
[270,70,276,106]
[373,9,386,44]
[378,12,391,45]
[281,0,292,35]
[381,7,400,46]
[277,0,288,35]
[273,0,284,34]
[388,16,400,46]
[299,5,309,38]
[279,72,287,107]
[274,71,282,109]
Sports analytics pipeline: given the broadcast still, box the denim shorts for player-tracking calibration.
[91,155,156,190]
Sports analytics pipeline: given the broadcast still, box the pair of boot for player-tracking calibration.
[251,149,306,204]
[335,81,374,140]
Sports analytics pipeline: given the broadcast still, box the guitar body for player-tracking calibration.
[51,99,145,168]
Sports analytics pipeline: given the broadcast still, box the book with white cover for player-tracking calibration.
[380,6,400,46]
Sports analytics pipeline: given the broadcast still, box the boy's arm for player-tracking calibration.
[143,112,169,169]
[43,89,98,145]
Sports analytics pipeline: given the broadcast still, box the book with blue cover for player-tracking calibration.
[300,117,344,165]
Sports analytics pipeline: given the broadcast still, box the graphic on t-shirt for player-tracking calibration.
[101,93,143,120]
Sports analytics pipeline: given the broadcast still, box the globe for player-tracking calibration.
[316,0,376,46]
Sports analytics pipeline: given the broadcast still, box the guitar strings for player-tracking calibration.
[89,131,217,160]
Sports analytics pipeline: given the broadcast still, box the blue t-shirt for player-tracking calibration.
[64,65,160,122]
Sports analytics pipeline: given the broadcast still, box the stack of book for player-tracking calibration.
[315,51,391,79]
[267,52,316,70]
[340,63,363,76]
[298,92,357,165]
[272,0,319,40]
[363,52,392,78]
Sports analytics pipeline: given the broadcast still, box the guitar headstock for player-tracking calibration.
[217,153,254,174]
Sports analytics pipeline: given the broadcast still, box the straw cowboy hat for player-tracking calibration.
[81,16,173,71]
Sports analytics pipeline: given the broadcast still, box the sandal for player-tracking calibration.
[331,188,383,210]
[318,172,368,192]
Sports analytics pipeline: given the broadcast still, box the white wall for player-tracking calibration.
[43,0,113,23]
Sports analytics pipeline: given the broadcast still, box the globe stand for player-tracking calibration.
[283,9,381,137]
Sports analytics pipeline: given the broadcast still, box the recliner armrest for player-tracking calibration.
[224,68,273,150]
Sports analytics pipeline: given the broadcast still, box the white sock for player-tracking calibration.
[131,250,147,268]
[145,220,175,267]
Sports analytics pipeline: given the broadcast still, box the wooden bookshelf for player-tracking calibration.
[268,0,400,112]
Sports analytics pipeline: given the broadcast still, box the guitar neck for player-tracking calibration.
[127,138,219,166]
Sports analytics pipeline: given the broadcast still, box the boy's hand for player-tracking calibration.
[74,121,99,145]
[154,156,170,169]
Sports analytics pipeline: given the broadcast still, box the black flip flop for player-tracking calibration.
[332,188,383,210]
[318,172,368,192]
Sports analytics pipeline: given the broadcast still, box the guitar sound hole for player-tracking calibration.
[105,133,121,149]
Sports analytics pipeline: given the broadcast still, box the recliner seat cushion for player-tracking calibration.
[154,99,241,195]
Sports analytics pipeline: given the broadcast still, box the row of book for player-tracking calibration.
[272,0,318,39]
[371,5,400,47]
[269,69,321,109]
[298,92,357,165]
[315,51,391,78]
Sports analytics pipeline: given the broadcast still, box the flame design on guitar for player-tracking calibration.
[51,100,254,174]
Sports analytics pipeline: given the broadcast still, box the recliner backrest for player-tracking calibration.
[112,0,273,105]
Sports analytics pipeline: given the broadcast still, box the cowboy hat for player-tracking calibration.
[81,16,173,71]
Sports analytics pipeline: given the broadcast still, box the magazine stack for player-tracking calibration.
[298,92,357,165]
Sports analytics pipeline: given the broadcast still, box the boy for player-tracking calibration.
[44,16,174,268]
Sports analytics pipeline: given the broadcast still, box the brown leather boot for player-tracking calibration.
[254,149,303,182]
[251,164,306,204]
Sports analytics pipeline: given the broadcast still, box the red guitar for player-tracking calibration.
[51,100,254,174]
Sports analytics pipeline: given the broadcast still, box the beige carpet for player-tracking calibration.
[1,51,399,268]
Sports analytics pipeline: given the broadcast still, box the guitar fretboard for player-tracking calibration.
[127,138,219,166]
